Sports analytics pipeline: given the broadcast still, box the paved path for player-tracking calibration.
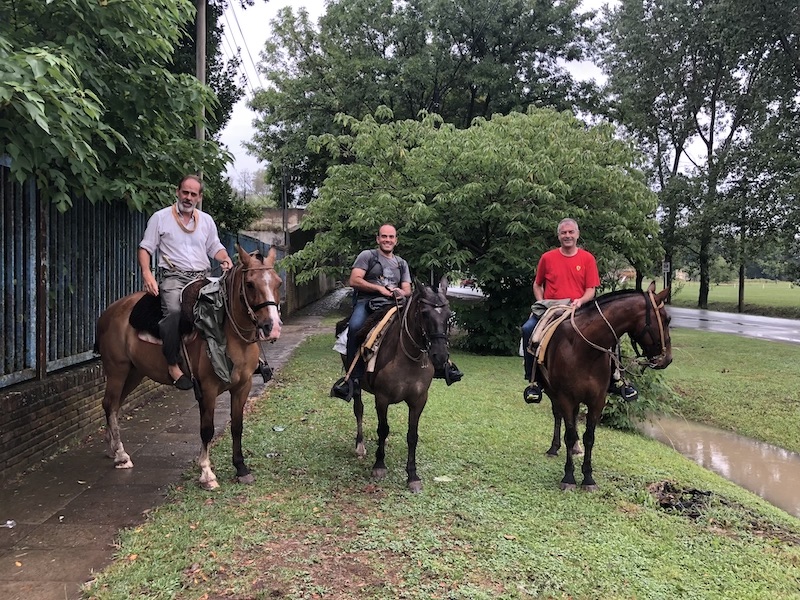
[0,291,346,600]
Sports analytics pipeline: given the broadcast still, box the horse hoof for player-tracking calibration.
[545,450,559,458]
[581,484,598,492]
[200,479,219,491]
[408,481,422,494]
[372,467,388,480]
[355,443,367,459]
[237,473,255,485]
[114,460,133,469]
[560,483,577,491]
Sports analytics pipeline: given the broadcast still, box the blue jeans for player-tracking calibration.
[346,299,370,380]
[521,313,539,381]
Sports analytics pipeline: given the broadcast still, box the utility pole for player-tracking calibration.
[195,0,206,146]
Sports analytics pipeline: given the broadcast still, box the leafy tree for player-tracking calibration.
[600,0,800,308]
[249,0,600,205]
[0,0,228,211]
[283,106,661,354]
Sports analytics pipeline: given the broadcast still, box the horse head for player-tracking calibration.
[412,276,452,372]
[631,281,672,369]
[234,245,283,341]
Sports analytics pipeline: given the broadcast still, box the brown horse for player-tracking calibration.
[95,245,282,490]
[537,281,672,491]
[349,277,452,493]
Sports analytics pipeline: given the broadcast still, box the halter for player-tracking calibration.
[220,259,280,343]
[630,290,669,365]
[569,289,669,371]
[398,292,449,365]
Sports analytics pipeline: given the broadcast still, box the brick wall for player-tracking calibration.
[0,360,160,482]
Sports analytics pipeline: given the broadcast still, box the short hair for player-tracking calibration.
[178,174,204,194]
[557,218,579,234]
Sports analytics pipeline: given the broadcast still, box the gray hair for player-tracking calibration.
[557,218,579,234]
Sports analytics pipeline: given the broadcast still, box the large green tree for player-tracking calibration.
[249,0,600,205]
[600,0,800,308]
[283,106,661,354]
[0,0,230,211]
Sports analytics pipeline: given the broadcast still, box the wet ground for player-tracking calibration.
[0,290,349,600]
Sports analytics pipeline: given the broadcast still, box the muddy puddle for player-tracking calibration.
[638,415,800,518]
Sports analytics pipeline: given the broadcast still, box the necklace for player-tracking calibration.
[172,204,198,234]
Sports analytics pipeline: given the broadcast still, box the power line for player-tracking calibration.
[228,1,264,89]
[221,10,257,97]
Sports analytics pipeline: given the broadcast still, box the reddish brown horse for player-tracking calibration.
[348,277,452,493]
[537,281,672,491]
[95,245,282,490]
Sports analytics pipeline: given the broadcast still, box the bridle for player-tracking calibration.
[398,291,449,365]
[630,290,669,366]
[220,257,280,343]
[569,289,669,371]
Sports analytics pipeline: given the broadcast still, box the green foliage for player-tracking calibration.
[201,177,261,232]
[250,0,600,201]
[284,107,662,354]
[0,0,230,212]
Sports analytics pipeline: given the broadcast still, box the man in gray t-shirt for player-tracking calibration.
[331,224,411,400]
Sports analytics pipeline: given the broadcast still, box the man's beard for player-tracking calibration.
[177,201,195,215]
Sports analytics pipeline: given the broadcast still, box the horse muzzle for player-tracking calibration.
[258,319,282,341]
[648,351,672,369]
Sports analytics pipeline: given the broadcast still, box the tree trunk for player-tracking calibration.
[698,237,710,309]
[738,263,745,313]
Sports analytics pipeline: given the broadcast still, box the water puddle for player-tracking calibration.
[638,416,800,518]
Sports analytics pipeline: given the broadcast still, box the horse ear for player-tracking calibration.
[647,280,656,294]
[438,275,448,294]
[237,244,251,266]
[266,246,277,267]
[413,277,426,290]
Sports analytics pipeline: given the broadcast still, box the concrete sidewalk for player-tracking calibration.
[0,292,344,600]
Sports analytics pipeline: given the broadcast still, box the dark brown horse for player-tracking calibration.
[95,245,282,490]
[348,277,452,493]
[537,281,672,491]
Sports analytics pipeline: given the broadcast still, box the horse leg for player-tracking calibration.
[569,405,584,456]
[102,370,142,469]
[229,383,254,485]
[580,403,603,491]
[196,387,219,490]
[405,396,427,493]
[546,403,562,457]
[560,415,580,491]
[371,400,390,480]
[353,388,366,459]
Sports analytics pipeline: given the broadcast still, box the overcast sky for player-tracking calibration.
[218,0,608,184]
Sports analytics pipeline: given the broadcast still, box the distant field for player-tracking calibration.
[668,279,800,319]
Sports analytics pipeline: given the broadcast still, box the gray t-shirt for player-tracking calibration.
[352,249,411,297]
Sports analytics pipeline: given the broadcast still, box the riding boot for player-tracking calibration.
[159,312,191,389]
[330,376,359,402]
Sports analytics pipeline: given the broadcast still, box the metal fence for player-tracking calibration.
[0,163,279,389]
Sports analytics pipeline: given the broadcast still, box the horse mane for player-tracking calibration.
[591,288,642,308]
[355,301,401,345]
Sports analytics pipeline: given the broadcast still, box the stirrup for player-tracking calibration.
[523,383,542,404]
[330,377,358,402]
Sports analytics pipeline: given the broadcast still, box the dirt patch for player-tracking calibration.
[649,480,800,544]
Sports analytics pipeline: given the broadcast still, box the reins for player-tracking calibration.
[220,261,280,343]
[568,289,669,371]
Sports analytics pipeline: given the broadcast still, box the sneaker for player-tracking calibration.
[609,378,638,402]
[523,383,542,404]
[173,374,193,391]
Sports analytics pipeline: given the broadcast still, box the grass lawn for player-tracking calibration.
[669,279,800,319]
[84,320,800,600]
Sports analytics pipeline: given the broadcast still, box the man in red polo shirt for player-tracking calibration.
[521,218,638,403]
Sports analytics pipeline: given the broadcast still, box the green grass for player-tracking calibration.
[670,279,800,319]
[84,322,800,600]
